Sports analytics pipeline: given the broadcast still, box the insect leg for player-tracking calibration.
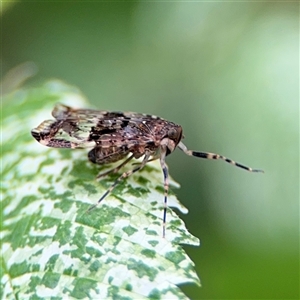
[96,154,135,178]
[178,142,264,173]
[88,152,152,212]
[159,148,169,238]
[131,156,158,166]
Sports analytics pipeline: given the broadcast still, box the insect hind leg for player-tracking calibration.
[96,154,135,178]
[88,152,151,212]
[178,142,263,173]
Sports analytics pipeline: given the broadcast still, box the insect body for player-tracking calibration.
[31,104,263,238]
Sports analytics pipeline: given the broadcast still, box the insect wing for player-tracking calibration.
[31,104,103,149]
[31,104,158,149]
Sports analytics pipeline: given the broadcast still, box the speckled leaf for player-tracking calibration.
[1,81,200,300]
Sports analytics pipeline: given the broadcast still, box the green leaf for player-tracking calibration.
[1,80,200,299]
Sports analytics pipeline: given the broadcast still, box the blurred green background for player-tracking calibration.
[2,2,298,299]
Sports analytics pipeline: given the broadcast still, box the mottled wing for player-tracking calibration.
[31,104,158,149]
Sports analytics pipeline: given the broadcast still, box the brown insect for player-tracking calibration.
[31,104,263,238]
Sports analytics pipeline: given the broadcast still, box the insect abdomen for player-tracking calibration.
[88,146,129,164]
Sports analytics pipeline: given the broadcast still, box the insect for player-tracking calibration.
[31,104,263,238]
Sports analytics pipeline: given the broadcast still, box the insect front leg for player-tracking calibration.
[178,142,263,173]
[88,151,152,212]
[159,148,169,239]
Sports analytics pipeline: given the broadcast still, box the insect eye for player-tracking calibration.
[167,128,177,139]
[167,127,183,145]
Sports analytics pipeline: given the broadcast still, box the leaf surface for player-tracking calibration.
[1,81,200,299]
